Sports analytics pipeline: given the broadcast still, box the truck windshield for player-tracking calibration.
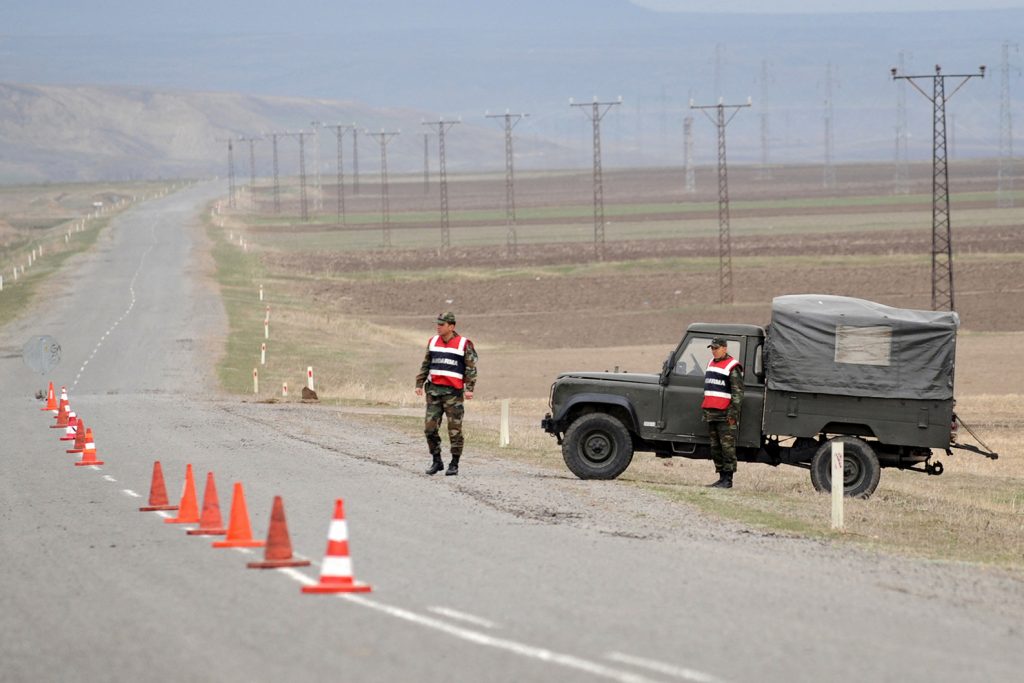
[673,337,737,377]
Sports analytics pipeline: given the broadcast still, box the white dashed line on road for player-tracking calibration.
[121,489,141,498]
[606,652,727,683]
[427,606,498,629]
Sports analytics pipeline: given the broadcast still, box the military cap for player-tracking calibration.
[436,311,457,324]
[707,337,729,348]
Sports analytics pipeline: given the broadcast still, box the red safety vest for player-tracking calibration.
[701,356,740,410]
[427,334,468,389]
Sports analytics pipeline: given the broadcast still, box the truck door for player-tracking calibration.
[660,335,761,448]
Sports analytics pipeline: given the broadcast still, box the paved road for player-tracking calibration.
[1,185,1022,683]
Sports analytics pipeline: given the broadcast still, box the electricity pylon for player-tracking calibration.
[486,110,529,258]
[422,118,461,249]
[691,97,751,305]
[893,64,985,311]
[571,96,622,260]
[366,130,399,248]
[323,124,356,225]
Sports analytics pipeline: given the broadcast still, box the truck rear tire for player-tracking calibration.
[810,436,881,499]
[562,413,634,480]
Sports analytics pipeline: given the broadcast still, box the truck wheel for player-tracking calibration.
[562,413,634,480]
[810,437,881,499]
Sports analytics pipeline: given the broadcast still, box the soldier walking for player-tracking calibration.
[701,337,744,488]
[415,311,478,476]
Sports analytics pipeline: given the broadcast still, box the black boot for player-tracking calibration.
[445,455,460,476]
[706,471,725,487]
[713,471,734,489]
[426,456,444,475]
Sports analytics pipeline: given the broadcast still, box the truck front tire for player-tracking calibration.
[810,436,881,499]
[562,413,634,480]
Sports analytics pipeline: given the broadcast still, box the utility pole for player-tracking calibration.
[683,113,695,193]
[366,130,399,248]
[570,96,622,259]
[757,59,772,180]
[893,63,985,311]
[998,42,1018,208]
[486,110,529,258]
[282,131,310,222]
[271,132,281,214]
[352,123,360,196]
[238,135,260,211]
[224,138,237,209]
[823,62,837,189]
[323,124,355,225]
[422,118,461,249]
[310,121,323,213]
[893,51,911,195]
[691,97,751,305]
[423,133,430,194]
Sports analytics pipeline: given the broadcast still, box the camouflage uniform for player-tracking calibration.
[702,362,744,474]
[415,326,478,463]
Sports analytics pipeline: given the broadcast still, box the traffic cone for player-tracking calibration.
[301,499,371,593]
[51,398,70,428]
[66,421,87,453]
[139,461,178,512]
[247,496,308,568]
[165,464,200,524]
[60,414,79,441]
[213,483,265,548]
[186,472,227,536]
[41,382,57,411]
[74,428,104,467]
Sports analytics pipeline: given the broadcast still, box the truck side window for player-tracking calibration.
[673,337,728,377]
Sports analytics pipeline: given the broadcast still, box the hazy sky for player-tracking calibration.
[631,0,1023,11]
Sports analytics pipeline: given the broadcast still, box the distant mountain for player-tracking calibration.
[0,2,1020,180]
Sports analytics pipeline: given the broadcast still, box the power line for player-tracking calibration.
[486,110,529,258]
[422,118,461,249]
[366,129,400,248]
[570,96,622,259]
[893,63,985,312]
[691,97,751,305]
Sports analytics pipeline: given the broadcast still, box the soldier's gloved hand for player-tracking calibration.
[415,387,424,397]
[465,390,473,400]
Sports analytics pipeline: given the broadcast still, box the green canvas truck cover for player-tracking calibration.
[765,295,959,401]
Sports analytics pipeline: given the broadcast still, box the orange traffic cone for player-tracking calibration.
[41,382,57,411]
[165,464,200,524]
[139,461,179,512]
[247,496,308,568]
[74,428,104,467]
[186,472,226,535]
[213,483,265,548]
[66,420,87,454]
[301,499,372,593]
[60,414,79,441]
[51,398,70,428]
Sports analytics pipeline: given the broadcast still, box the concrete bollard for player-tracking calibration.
[307,367,315,392]
[264,322,269,340]
[282,382,289,397]
[500,399,511,447]
[831,441,844,530]
[261,343,266,366]
[259,284,263,301]
[253,368,259,395]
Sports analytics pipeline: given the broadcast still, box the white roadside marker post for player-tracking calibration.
[264,321,269,340]
[282,382,289,397]
[500,399,511,447]
[831,441,844,530]
[261,343,266,366]
[307,367,315,392]
[259,284,263,301]
[253,368,259,395]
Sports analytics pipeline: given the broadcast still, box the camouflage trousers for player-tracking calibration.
[704,409,737,473]
[424,391,465,458]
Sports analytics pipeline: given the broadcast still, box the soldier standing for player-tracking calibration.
[415,311,478,476]
[701,337,744,488]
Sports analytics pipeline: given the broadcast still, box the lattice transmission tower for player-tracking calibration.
[691,98,751,305]
[893,64,985,311]
[570,96,622,260]
[366,130,399,248]
[486,111,528,258]
[998,42,1019,208]
[422,119,461,249]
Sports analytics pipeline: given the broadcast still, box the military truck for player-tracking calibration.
[541,295,997,497]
